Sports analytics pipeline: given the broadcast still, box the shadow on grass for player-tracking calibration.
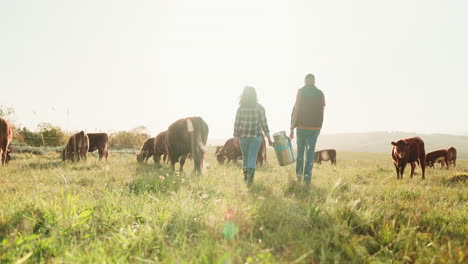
[283,180,328,200]
[129,164,183,195]
[444,174,468,186]
[20,160,64,170]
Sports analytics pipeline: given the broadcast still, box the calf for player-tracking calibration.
[314,149,337,165]
[215,137,267,165]
[391,137,426,179]
[426,149,450,169]
[137,137,155,163]
[215,138,242,164]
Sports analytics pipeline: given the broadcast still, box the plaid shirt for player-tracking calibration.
[234,104,270,138]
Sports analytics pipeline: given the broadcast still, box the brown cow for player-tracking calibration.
[215,138,242,164]
[391,137,426,179]
[0,117,13,165]
[215,137,267,165]
[314,149,337,165]
[137,137,156,163]
[153,131,168,166]
[447,147,457,167]
[62,131,89,162]
[87,133,109,161]
[426,149,450,169]
[166,117,209,173]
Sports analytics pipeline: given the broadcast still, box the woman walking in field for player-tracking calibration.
[234,86,273,185]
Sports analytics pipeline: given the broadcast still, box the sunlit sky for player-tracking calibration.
[1,0,468,138]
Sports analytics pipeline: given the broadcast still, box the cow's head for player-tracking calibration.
[216,152,226,164]
[136,153,144,163]
[391,140,411,159]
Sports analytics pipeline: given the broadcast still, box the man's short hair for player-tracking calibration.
[305,74,315,83]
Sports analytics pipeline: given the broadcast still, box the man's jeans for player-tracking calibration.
[296,129,320,183]
[239,136,262,169]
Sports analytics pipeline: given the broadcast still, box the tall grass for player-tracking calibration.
[0,150,467,263]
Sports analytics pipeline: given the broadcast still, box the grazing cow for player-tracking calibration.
[153,131,168,166]
[137,137,156,163]
[87,133,109,161]
[447,147,457,167]
[391,137,426,179]
[166,117,209,173]
[62,131,89,162]
[426,149,450,169]
[0,117,13,165]
[215,138,242,164]
[215,137,267,165]
[314,149,337,165]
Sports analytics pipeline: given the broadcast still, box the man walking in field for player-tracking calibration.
[290,74,326,184]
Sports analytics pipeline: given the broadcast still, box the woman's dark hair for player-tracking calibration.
[239,86,258,107]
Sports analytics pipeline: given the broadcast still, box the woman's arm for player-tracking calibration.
[259,106,273,146]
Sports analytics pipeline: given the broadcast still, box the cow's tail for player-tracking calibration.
[104,134,109,160]
[187,117,208,173]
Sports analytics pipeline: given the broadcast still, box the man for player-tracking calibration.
[290,74,326,184]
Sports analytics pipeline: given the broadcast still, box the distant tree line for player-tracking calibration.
[1,106,150,149]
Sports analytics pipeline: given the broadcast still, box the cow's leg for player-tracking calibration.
[399,164,406,179]
[169,154,177,171]
[445,155,450,169]
[394,164,399,179]
[98,149,104,160]
[420,156,426,179]
[179,155,187,172]
[0,148,5,165]
[410,162,416,178]
[153,153,162,167]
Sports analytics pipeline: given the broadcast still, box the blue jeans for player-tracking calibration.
[296,129,320,183]
[239,136,262,169]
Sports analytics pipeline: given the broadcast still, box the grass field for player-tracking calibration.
[1,149,467,263]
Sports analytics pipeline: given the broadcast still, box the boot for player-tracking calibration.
[243,168,248,182]
[247,168,255,185]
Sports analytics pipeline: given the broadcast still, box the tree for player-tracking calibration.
[19,123,69,147]
[0,106,14,119]
[109,127,150,149]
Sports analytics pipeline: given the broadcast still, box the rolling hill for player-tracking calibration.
[209,131,468,159]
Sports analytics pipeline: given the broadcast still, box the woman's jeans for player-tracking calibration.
[296,129,320,184]
[239,136,262,169]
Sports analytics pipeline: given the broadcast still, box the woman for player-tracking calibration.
[234,86,273,185]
